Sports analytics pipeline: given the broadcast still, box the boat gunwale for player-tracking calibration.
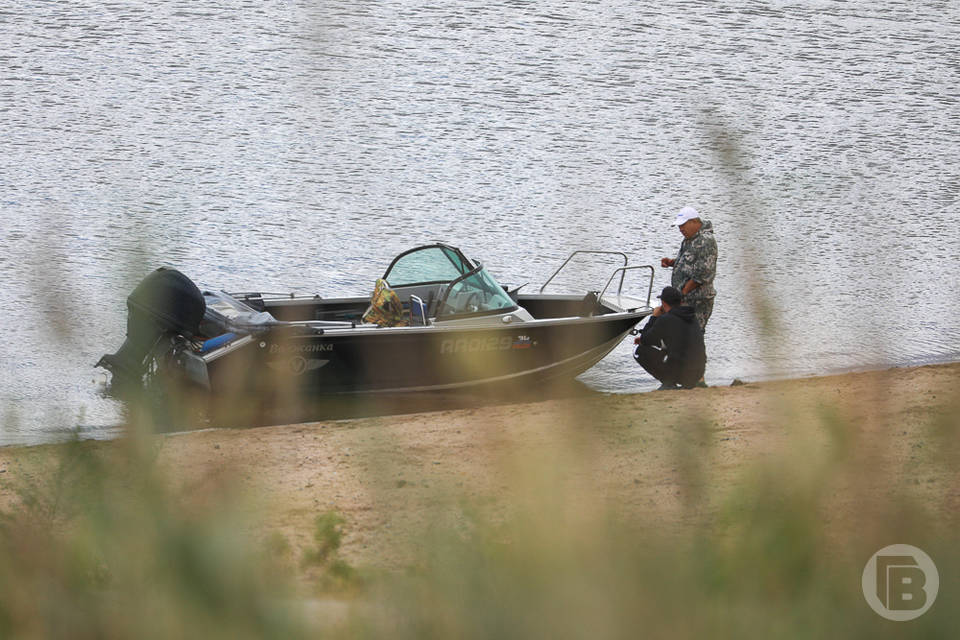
[200,308,650,363]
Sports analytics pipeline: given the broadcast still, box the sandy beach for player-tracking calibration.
[2,362,959,577]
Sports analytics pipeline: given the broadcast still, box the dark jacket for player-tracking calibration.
[635,305,706,387]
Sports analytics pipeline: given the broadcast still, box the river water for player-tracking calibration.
[2,1,959,445]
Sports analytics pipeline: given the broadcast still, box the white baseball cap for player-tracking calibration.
[674,206,700,226]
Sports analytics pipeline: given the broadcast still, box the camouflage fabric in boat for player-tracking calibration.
[362,278,409,327]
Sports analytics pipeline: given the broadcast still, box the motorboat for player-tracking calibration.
[97,244,654,399]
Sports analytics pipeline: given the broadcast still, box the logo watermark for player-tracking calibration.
[862,544,939,621]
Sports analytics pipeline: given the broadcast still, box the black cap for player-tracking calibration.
[658,286,682,306]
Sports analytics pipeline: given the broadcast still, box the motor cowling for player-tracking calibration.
[97,268,206,384]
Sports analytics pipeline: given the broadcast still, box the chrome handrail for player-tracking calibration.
[539,251,629,294]
[599,265,656,308]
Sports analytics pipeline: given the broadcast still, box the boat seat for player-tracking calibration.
[390,283,446,318]
[409,295,428,326]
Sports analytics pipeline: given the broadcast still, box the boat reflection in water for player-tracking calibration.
[97,244,654,427]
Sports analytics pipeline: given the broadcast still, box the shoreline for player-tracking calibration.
[4,357,960,450]
[2,361,959,573]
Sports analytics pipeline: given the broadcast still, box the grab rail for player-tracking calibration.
[598,265,655,308]
[539,251,629,294]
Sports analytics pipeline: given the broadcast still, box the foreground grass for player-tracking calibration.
[1,365,958,638]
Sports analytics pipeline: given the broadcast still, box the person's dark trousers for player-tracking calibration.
[635,344,701,389]
[634,344,680,387]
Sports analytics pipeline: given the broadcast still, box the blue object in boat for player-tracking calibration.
[200,332,237,353]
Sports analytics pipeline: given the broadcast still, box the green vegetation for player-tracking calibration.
[302,511,359,593]
[2,384,956,638]
[358,401,958,639]
[0,432,309,639]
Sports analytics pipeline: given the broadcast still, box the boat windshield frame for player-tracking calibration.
[435,261,519,320]
[382,243,475,287]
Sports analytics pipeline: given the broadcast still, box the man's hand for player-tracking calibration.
[661,257,675,268]
[652,305,663,317]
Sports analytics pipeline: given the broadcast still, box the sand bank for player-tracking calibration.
[2,363,958,572]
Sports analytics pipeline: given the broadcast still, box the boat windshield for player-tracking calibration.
[384,245,473,287]
[437,265,517,318]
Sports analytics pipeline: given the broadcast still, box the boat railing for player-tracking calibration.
[233,293,331,305]
[539,251,629,294]
[265,320,360,331]
[599,265,655,309]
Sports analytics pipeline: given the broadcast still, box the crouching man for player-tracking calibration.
[633,286,706,390]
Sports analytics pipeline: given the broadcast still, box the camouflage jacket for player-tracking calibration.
[671,220,717,301]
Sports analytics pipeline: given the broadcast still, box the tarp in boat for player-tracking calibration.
[362,278,409,327]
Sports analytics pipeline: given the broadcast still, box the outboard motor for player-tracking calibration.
[97,268,206,385]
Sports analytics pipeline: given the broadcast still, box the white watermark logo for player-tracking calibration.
[862,544,939,621]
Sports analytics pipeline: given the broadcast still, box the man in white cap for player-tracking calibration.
[661,206,717,387]
[661,206,717,331]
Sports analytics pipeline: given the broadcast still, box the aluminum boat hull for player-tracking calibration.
[97,245,655,409]
[201,308,644,396]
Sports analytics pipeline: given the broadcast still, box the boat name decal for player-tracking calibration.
[441,335,536,355]
[268,343,334,355]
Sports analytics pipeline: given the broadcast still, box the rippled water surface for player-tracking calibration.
[2,1,959,445]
